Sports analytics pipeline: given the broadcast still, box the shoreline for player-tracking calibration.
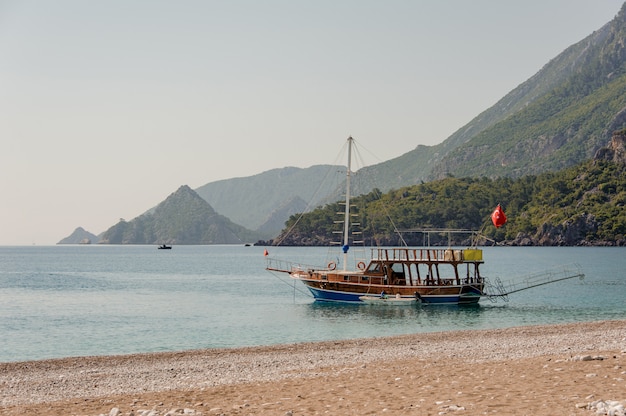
[2,319,626,415]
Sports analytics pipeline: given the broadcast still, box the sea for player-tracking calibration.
[0,245,624,363]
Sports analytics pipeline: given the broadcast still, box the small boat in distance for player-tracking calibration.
[157,244,172,250]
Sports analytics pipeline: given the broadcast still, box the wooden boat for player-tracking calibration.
[265,137,584,305]
[283,246,485,304]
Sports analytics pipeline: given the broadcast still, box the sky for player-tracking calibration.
[0,1,624,245]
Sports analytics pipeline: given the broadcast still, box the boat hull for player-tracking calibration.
[301,280,483,305]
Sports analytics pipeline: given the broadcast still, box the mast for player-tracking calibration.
[342,136,353,271]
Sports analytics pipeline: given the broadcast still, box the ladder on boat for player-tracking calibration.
[484,264,585,302]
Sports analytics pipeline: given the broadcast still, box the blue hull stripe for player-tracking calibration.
[306,286,481,305]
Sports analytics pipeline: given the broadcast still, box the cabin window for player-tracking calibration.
[367,262,382,273]
[391,263,405,274]
[361,276,369,282]
[389,263,406,279]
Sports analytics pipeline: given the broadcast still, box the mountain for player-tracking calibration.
[191,2,626,230]
[58,227,100,244]
[99,185,260,244]
[256,196,308,236]
[194,165,342,236]
[356,3,626,189]
[429,5,626,179]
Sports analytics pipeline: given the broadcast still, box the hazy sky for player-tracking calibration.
[1,1,623,245]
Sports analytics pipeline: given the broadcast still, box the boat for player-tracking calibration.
[277,245,486,304]
[265,137,585,305]
[265,137,487,305]
[157,244,172,250]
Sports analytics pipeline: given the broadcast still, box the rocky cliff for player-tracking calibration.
[594,129,626,164]
[509,132,626,246]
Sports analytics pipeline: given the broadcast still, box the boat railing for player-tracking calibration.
[265,257,334,274]
[370,247,483,262]
[484,264,585,300]
[266,257,300,274]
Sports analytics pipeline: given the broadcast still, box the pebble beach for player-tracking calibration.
[2,320,626,416]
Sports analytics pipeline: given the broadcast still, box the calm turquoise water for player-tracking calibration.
[0,245,624,363]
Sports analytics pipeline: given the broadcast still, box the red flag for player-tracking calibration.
[491,204,507,228]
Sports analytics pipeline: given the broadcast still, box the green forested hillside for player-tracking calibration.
[432,67,626,179]
[274,153,626,247]
[430,5,626,180]
[354,4,626,190]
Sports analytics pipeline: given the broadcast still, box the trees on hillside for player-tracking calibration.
[277,160,626,246]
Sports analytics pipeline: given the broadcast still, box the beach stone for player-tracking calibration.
[446,404,465,411]
[587,399,626,415]
[572,354,606,361]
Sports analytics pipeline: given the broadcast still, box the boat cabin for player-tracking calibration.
[363,247,483,287]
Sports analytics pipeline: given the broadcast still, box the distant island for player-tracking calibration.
[58,227,100,245]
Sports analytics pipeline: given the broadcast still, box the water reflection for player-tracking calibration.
[303,301,492,333]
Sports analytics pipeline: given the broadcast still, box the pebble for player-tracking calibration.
[98,408,201,416]
[586,399,626,415]
[569,355,606,361]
